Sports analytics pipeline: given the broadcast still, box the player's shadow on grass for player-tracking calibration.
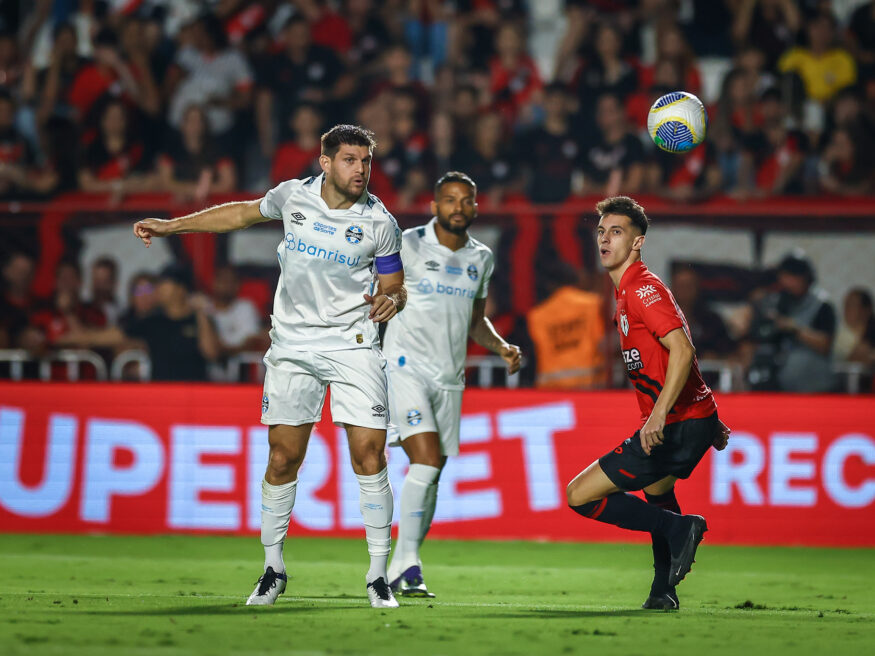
[72,603,365,616]
[479,610,643,619]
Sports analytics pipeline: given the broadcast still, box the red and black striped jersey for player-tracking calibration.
[613,261,717,426]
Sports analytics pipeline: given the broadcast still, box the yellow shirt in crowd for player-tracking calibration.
[778,47,857,103]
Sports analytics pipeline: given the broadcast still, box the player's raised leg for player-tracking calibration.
[247,423,312,606]
[346,424,398,608]
[566,460,707,590]
[388,432,445,597]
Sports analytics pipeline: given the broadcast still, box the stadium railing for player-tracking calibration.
[0,348,868,392]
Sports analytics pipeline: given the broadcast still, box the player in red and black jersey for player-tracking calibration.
[566,196,731,611]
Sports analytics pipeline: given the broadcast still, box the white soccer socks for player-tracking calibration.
[392,464,440,576]
[357,467,394,584]
[260,478,297,573]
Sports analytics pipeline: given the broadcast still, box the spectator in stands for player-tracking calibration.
[732,0,802,69]
[516,83,579,204]
[489,22,542,124]
[449,83,481,144]
[746,251,836,392]
[118,271,157,331]
[28,22,88,126]
[403,0,450,78]
[453,111,517,206]
[166,14,253,149]
[574,21,637,106]
[848,0,875,79]
[254,14,349,158]
[834,287,875,367]
[68,27,145,124]
[157,104,236,202]
[0,251,36,349]
[579,93,644,197]
[30,259,106,350]
[78,98,154,201]
[778,12,857,104]
[671,267,735,359]
[345,0,393,67]
[371,42,430,122]
[270,103,323,185]
[88,256,120,327]
[61,264,220,382]
[208,265,267,380]
[118,16,161,119]
[818,127,873,195]
[743,91,809,196]
[650,23,701,97]
[0,89,57,198]
[526,260,606,389]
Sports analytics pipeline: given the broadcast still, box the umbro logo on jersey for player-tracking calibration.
[636,285,657,299]
[467,265,479,281]
[425,261,440,271]
[346,224,363,244]
[371,404,386,417]
[290,212,307,225]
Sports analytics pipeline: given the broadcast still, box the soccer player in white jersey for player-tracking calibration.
[383,171,521,596]
[132,125,407,609]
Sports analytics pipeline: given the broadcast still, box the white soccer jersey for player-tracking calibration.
[382,218,494,390]
[259,173,402,351]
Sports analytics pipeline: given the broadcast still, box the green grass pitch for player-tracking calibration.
[0,534,872,656]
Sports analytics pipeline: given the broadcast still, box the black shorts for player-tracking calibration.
[598,412,719,491]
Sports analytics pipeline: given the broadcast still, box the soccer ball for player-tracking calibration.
[647,91,708,153]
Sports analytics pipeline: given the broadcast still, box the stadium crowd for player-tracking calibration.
[0,0,873,203]
[0,0,873,392]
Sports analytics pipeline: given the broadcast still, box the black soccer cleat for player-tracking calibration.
[667,514,708,587]
[642,591,680,610]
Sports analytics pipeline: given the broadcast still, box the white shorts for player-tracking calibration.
[261,345,389,429]
[386,364,463,456]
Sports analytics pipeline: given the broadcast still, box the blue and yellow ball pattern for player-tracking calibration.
[647,91,708,153]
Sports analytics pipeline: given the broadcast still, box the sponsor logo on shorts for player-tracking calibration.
[284,233,361,268]
[289,212,307,226]
[446,265,462,276]
[345,224,364,244]
[407,409,422,426]
[467,264,479,281]
[372,404,386,417]
[261,394,269,414]
[312,221,336,235]
[623,348,643,371]
[425,260,440,271]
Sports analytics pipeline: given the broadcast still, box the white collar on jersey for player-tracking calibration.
[423,216,474,250]
[305,173,370,215]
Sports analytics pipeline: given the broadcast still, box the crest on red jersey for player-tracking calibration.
[619,311,629,336]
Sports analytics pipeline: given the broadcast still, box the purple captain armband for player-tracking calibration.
[375,252,403,274]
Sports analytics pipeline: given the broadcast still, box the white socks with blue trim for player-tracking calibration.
[357,467,394,583]
[261,478,297,573]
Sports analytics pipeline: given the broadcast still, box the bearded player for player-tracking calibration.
[133,125,406,608]
[565,196,730,610]
[383,171,521,596]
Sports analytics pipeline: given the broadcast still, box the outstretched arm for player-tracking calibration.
[469,297,521,373]
[133,199,268,247]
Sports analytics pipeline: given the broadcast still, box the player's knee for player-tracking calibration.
[267,444,305,478]
[566,479,593,507]
[350,443,386,476]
